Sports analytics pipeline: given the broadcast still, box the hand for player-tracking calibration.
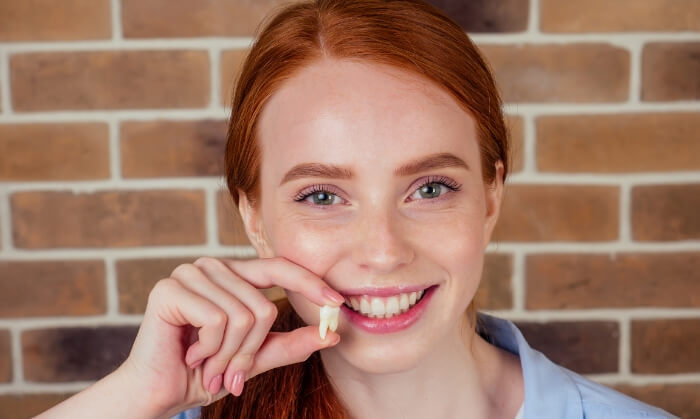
[117,256,344,417]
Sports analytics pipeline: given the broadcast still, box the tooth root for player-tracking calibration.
[319,314,329,340]
[319,305,339,340]
[329,306,339,332]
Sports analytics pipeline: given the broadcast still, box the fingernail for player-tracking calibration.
[326,333,340,346]
[189,358,203,369]
[231,371,246,397]
[208,374,223,394]
[322,287,344,305]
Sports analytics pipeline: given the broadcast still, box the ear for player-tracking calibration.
[237,189,275,258]
[482,160,505,248]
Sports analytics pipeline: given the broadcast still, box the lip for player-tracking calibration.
[340,285,438,334]
[338,284,434,298]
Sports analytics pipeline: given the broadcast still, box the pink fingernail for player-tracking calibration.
[208,374,223,394]
[231,371,246,397]
[322,287,344,305]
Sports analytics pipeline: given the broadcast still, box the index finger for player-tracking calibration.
[218,256,344,307]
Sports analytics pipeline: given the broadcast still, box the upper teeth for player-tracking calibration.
[345,290,425,319]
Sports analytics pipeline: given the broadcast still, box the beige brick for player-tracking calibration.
[11,190,206,248]
[0,0,111,41]
[506,115,524,174]
[0,330,10,382]
[631,184,700,241]
[217,189,252,246]
[220,49,249,106]
[536,113,700,173]
[526,252,700,309]
[642,42,700,101]
[540,0,700,32]
[475,253,513,309]
[0,394,74,419]
[121,120,227,178]
[427,0,529,32]
[0,260,106,317]
[480,44,629,103]
[631,319,700,374]
[11,51,209,111]
[492,185,619,242]
[614,384,700,419]
[0,123,110,180]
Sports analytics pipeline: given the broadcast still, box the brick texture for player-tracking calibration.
[536,113,700,173]
[0,394,74,419]
[22,327,138,382]
[427,0,529,32]
[492,185,619,242]
[642,42,700,102]
[10,51,210,111]
[526,252,700,309]
[0,330,10,382]
[631,319,700,374]
[217,189,253,246]
[540,0,700,32]
[120,119,227,178]
[220,49,249,106]
[480,44,629,103]
[0,260,106,317]
[0,0,111,41]
[614,384,700,419]
[475,253,513,310]
[506,115,524,174]
[0,123,110,181]
[631,184,700,241]
[514,321,619,374]
[11,190,206,248]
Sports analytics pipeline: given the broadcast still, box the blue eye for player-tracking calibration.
[293,185,345,206]
[409,177,462,201]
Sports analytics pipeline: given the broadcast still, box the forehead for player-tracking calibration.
[256,58,478,177]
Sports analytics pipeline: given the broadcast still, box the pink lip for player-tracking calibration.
[338,284,433,297]
[340,285,438,334]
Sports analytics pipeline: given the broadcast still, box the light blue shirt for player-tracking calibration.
[172,312,677,418]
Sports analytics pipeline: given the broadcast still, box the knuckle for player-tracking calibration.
[256,301,278,323]
[232,311,254,331]
[170,262,198,279]
[193,256,223,270]
[231,353,255,371]
[209,310,228,328]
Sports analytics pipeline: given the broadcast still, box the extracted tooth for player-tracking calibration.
[319,305,340,340]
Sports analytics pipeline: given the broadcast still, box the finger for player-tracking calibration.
[219,256,344,307]
[170,263,254,394]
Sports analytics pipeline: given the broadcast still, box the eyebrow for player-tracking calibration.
[279,152,469,186]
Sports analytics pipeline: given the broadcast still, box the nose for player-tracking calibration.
[351,205,415,275]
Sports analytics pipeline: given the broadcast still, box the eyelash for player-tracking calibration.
[292,175,463,206]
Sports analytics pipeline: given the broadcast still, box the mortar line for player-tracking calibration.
[110,0,123,41]
[619,316,631,376]
[0,50,12,114]
[104,256,119,317]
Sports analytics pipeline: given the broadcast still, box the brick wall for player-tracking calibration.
[0,0,698,417]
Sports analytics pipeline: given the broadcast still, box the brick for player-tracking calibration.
[631,184,700,241]
[220,49,249,106]
[0,330,10,382]
[540,0,700,32]
[0,260,106,317]
[614,384,700,419]
[537,113,700,173]
[526,252,700,309]
[22,326,137,382]
[0,0,111,41]
[479,44,629,103]
[10,51,209,111]
[492,185,619,242]
[11,190,206,248]
[217,189,252,246]
[631,319,700,374]
[642,42,700,101]
[0,123,110,181]
[427,0,529,32]
[506,115,524,174]
[121,120,226,178]
[117,256,280,314]
[121,0,287,38]
[0,394,74,419]
[514,321,619,374]
[475,253,513,309]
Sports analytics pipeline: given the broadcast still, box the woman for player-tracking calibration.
[37,1,676,418]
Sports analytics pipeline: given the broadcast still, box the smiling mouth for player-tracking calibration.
[342,287,432,319]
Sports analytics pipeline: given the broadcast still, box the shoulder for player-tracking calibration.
[169,406,201,419]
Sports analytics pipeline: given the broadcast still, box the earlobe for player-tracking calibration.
[237,190,274,258]
[483,161,505,247]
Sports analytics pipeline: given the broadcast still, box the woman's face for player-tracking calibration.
[242,57,504,374]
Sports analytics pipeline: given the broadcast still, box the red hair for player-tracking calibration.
[205,0,511,417]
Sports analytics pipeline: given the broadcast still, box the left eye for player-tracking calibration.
[409,182,450,200]
[305,191,343,206]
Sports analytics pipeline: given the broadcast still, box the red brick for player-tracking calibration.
[0,0,111,41]
[120,119,226,178]
[631,319,700,374]
[427,0,529,32]
[614,384,700,419]
[537,113,700,173]
[540,0,700,32]
[220,49,249,106]
[0,123,110,180]
[631,184,700,241]
[11,190,206,248]
[642,42,700,101]
[492,185,619,242]
[526,252,700,309]
[0,260,106,317]
[475,253,513,309]
[0,394,74,419]
[479,44,629,103]
[506,115,524,174]
[0,330,10,382]
[121,0,287,38]
[514,321,619,374]
[217,189,252,246]
[11,51,210,111]
[22,326,138,382]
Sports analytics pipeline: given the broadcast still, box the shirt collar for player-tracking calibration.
[476,312,584,419]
